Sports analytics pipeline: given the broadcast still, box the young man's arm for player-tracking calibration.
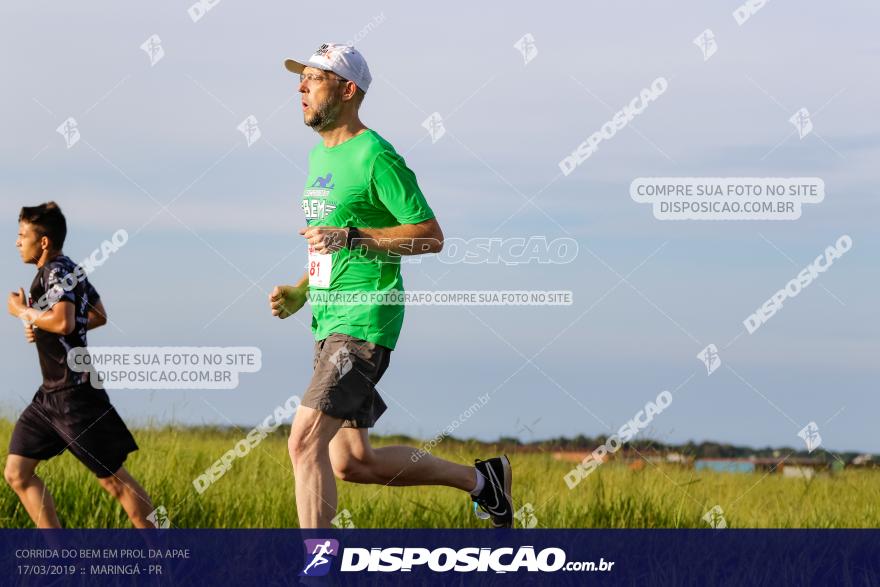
[8,289,75,335]
[269,271,309,319]
[87,299,107,330]
[300,217,444,256]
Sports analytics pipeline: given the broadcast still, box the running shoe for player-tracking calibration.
[472,455,513,528]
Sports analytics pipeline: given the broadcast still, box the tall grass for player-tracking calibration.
[1,420,878,528]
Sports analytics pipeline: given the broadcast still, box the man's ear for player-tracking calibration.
[343,81,358,102]
[40,235,51,251]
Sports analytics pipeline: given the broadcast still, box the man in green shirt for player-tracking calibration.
[269,43,513,529]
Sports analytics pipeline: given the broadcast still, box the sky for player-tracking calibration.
[0,1,877,454]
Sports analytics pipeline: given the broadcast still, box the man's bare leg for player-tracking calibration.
[288,406,345,528]
[329,428,477,491]
[97,466,155,528]
[3,454,62,528]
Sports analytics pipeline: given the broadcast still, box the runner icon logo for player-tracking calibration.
[147,505,171,529]
[696,344,721,375]
[329,346,353,378]
[301,539,340,576]
[798,422,822,453]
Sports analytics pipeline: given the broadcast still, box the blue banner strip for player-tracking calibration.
[2,529,877,585]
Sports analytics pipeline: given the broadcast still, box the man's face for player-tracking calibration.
[16,221,44,265]
[299,66,345,131]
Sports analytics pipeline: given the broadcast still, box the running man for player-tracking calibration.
[4,202,155,528]
[269,43,513,528]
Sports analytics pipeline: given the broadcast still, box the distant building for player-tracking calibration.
[552,450,600,464]
[782,466,815,479]
[850,454,874,468]
[695,459,756,473]
[695,457,826,475]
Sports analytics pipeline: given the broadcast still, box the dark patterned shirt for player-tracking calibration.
[28,255,100,392]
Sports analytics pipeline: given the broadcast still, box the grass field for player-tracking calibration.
[1,420,878,529]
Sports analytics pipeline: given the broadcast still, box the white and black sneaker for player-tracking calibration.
[472,455,513,528]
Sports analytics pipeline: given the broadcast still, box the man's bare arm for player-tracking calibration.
[18,301,75,335]
[300,217,444,256]
[354,217,444,255]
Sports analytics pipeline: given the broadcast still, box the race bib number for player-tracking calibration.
[308,246,332,288]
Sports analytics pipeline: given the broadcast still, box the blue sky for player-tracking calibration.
[0,2,877,453]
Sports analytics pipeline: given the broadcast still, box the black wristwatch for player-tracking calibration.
[345,226,360,249]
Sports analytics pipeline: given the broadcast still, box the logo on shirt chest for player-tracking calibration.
[311,172,335,189]
[303,171,338,221]
[302,198,336,221]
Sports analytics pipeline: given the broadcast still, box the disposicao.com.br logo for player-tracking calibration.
[300,539,614,575]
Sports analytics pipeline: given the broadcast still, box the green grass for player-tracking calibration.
[1,420,878,528]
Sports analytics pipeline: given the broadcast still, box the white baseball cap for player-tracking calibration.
[284,43,372,94]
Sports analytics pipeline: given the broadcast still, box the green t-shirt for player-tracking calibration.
[301,129,434,350]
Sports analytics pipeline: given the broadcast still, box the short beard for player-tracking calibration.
[304,93,341,131]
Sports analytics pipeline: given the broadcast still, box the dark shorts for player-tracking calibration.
[302,333,392,429]
[8,385,139,478]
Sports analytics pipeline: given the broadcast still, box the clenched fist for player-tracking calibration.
[298,226,347,255]
[23,321,35,343]
[269,285,307,319]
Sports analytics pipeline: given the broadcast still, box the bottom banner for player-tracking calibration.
[2,529,877,585]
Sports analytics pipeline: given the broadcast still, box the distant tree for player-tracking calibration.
[498,436,522,446]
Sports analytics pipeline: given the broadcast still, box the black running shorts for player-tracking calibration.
[301,333,391,429]
[8,385,139,478]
